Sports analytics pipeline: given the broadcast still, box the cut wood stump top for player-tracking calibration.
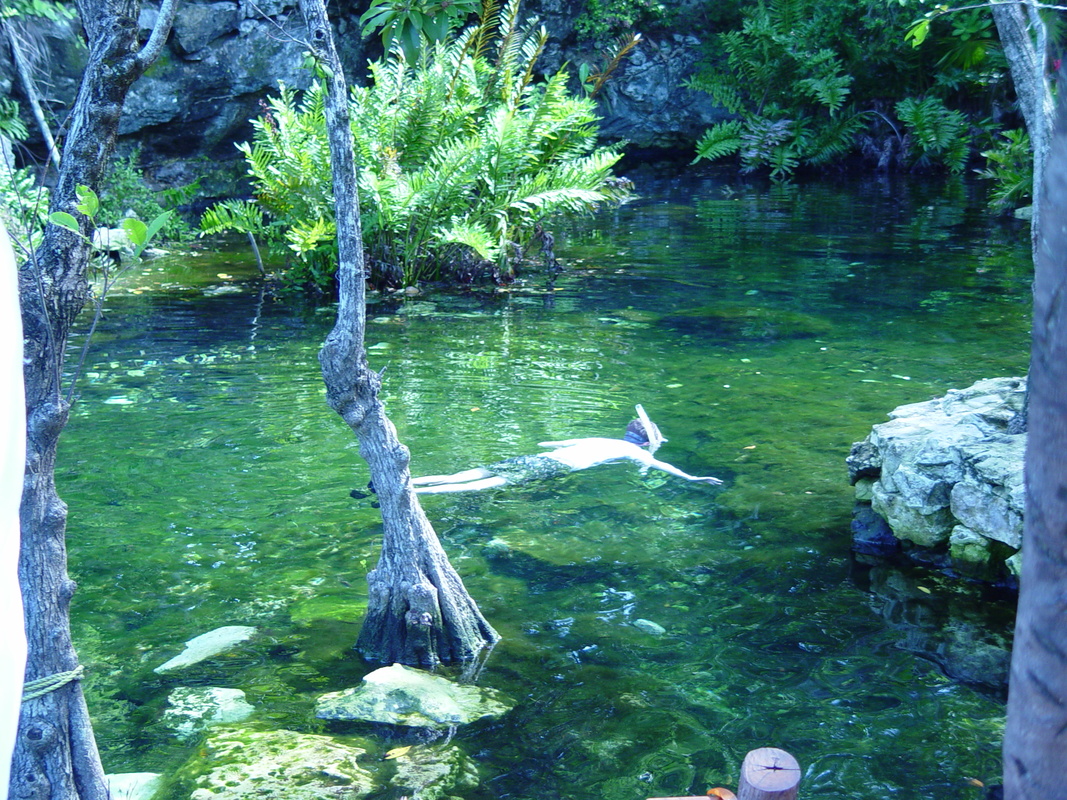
[738,747,801,800]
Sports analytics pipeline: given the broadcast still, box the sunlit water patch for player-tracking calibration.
[60,170,1027,798]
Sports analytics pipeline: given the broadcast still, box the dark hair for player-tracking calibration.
[624,419,648,445]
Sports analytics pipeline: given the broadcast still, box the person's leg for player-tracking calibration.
[411,467,495,486]
[414,476,508,494]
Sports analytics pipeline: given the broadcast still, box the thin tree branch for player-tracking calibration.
[136,0,178,68]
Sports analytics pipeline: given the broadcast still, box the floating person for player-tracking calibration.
[412,405,723,494]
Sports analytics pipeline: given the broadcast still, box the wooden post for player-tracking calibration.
[737,748,801,800]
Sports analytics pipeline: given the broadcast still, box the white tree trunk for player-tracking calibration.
[0,222,28,800]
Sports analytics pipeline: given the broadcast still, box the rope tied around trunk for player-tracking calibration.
[21,665,85,702]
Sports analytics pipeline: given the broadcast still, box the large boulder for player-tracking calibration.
[849,377,1025,577]
[316,663,514,729]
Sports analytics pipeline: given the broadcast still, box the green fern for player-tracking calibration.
[896,95,969,172]
[199,199,266,236]
[692,120,744,164]
[977,128,1032,211]
[204,0,629,288]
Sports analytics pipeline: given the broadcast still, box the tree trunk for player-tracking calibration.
[1002,65,1067,800]
[298,0,500,667]
[990,2,1053,254]
[1,222,28,798]
[12,3,176,799]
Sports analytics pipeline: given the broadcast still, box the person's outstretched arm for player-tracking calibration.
[645,456,723,484]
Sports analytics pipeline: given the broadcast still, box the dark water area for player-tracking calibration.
[60,169,1030,798]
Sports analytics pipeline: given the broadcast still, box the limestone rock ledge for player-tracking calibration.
[848,376,1026,580]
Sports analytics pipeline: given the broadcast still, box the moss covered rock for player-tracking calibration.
[180,728,376,800]
[315,664,513,729]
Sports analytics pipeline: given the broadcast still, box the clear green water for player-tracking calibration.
[60,170,1030,798]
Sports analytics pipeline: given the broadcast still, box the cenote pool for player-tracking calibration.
[60,169,1030,798]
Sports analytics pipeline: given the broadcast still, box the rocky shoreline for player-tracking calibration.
[848,376,1026,584]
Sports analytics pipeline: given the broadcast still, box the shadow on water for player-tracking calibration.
[60,169,1027,798]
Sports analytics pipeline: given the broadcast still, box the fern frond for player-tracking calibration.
[692,119,745,164]
[199,199,266,236]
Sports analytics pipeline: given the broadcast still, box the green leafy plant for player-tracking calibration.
[49,184,173,260]
[0,163,49,260]
[205,0,630,289]
[360,0,481,60]
[896,95,969,172]
[577,32,641,98]
[690,0,996,177]
[98,149,191,241]
[574,0,665,45]
[0,97,29,141]
[977,128,1032,211]
[689,0,870,178]
[0,0,75,21]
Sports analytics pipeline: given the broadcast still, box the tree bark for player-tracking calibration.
[990,1,1053,255]
[298,0,500,667]
[1,222,28,799]
[12,2,176,799]
[1002,65,1067,800]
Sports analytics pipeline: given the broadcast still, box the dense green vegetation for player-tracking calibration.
[1,0,1043,289]
[687,0,1013,179]
[202,0,631,290]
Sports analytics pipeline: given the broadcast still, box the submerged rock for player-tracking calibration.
[182,728,376,800]
[105,772,163,800]
[316,663,514,729]
[389,743,481,800]
[162,687,255,740]
[154,625,257,673]
[632,618,667,636]
[849,376,1025,579]
[175,727,481,800]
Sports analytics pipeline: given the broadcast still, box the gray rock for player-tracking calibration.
[105,772,163,800]
[92,227,134,255]
[154,625,256,673]
[162,687,255,740]
[632,618,667,636]
[173,2,241,55]
[315,663,513,729]
[851,377,1024,569]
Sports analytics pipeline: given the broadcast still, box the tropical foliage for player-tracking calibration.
[977,128,1032,211]
[359,0,481,60]
[203,0,630,289]
[0,163,49,260]
[689,0,1006,178]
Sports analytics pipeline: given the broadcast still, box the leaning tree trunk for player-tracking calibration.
[1002,65,1067,800]
[12,2,175,799]
[297,0,499,666]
